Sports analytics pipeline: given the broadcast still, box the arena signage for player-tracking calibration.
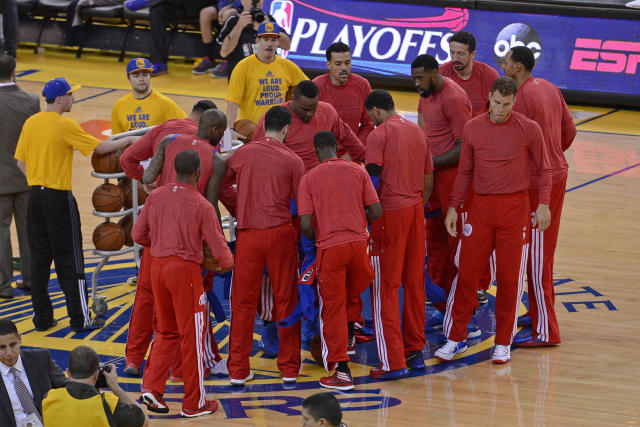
[266,0,640,96]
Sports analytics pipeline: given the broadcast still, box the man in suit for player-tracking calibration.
[0,318,68,426]
[0,54,40,299]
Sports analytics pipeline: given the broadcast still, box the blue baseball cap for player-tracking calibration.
[257,21,281,37]
[42,77,81,99]
[126,57,154,75]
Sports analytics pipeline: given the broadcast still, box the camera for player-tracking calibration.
[250,0,266,23]
[95,363,112,389]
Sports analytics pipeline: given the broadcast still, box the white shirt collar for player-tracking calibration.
[0,355,24,377]
[0,82,16,87]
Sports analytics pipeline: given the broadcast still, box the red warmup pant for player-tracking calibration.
[317,240,373,371]
[143,256,207,411]
[444,192,530,345]
[125,247,154,367]
[426,167,459,297]
[527,177,566,343]
[228,223,301,380]
[370,203,426,371]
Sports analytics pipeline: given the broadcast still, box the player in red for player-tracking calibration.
[119,100,223,377]
[435,77,552,364]
[313,42,374,147]
[411,54,473,322]
[365,90,433,379]
[253,80,365,173]
[214,105,305,385]
[133,150,233,417]
[298,131,381,390]
[501,46,577,347]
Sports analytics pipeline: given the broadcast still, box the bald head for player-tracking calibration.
[197,108,228,145]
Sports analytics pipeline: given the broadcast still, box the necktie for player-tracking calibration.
[10,367,41,420]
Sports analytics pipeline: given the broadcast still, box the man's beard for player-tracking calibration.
[419,87,433,98]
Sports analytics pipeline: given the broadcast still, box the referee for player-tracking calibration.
[14,77,132,332]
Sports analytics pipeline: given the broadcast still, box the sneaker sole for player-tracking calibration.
[347,349,356,355]
[517,340,559,348]
[319,381,354,391]
[492,358,510,364]
[192,69,214,75]
[141,394,169,413]
[181,410,214,418]
[370,369,409,380]
[434,345,468,362]
[124,368,140,376]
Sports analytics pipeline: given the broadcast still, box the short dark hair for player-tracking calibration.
[365,89,395,111]
[0,319,18,337]
[325,42,350,61]
[45,98,56,104]
[449,31,476,53]
[491,76,518,97]
[313,130,337,151]
[192,100,217,112]
[293,80,318,99]
[68,346,100,379]
[174,150,200,175]
[411,54,438,71]
[302,393,342,426]
[0,54,16,80]
[510,46,535,71]
[264,105,292,132]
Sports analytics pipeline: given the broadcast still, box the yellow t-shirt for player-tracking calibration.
[111,90,187,135]
[43,387,118,427]
[14,112,100,190]
[226,54,308,124]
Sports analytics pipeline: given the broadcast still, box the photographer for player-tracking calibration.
[42,346,148,427]
[217,0,291,79]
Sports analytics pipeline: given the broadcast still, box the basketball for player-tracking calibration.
[92,183,124,212]
[92,222,125,251]
[234,119,256,141]
[91,149,122,174]
[309,334,323,365]
[119,178,148,209]
[117,214,133,247]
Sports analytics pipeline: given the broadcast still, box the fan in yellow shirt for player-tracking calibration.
[111,58,186,136]
[225,22,307,133]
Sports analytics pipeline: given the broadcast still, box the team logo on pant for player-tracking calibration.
[199,292,207,306]
[463,223,473,236]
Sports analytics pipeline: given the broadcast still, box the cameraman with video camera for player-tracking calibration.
[217,0,291,79]
[42,346,148,427]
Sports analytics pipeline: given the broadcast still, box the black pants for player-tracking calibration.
[27,187,91,330]
[0,0,18,56]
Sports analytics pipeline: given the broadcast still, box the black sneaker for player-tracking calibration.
[34,319,57,331]
[477,289,489,304]
[211,61,228,78]
[192,58,216,75]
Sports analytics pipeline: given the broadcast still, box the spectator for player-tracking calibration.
[43,345,148,426]
[0,318,68,427]
[216,0,291,80]
[301,392,347,427]
[0,0,18,57]
[0,54,38,299]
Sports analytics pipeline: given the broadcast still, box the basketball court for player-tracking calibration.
[4,48,640,426]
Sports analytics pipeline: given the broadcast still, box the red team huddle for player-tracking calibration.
[118,31,576,417]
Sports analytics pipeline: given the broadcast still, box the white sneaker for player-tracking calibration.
[230,370,254,385]
[492,345,511,364]
[210,359,228,376]
[434,339,468,361]
[282,376,297,383]
[626,0,640,8]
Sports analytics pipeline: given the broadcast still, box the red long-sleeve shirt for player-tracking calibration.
[132,182,233,267]
[253,101,365,172]
[312,73,375,145]
[449,112,552,207]
[225,137,305,230]
[120,118,197,181]
[418,77,472,156]
[512,77,577,186]
[439,60,500,117]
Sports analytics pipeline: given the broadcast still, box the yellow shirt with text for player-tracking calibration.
[226,54,308,124]
[14,112,100,190]
[111,90,186,135]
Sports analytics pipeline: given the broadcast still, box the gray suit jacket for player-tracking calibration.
[0,348,69,427]
[0,84,40,196]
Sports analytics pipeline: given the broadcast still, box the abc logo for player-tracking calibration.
[493,23,542,67]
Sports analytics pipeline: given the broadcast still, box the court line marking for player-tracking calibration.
[575,108,620,126]
[577,129,640,138]
[566,162,640,193]
[73,88,117,104]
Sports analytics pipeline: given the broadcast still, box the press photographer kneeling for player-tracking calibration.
[43,346,148,427]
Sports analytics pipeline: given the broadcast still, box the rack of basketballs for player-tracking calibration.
[88,148,146,317]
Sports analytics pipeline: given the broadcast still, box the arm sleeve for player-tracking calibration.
[297,175,313,215]
[219,180,238,217]
[357,79,375,144]
[131,200,152,247]
[225,59,248,105]
[201,202,234,268]
[529,122,552,204]
[252,113,266,141]
[288,61,308,87]
[444,93,472,139]
[290,157,305,201]
[113,401,146,427]
[14,122,28,162]
[63,119,100,156]
[111,102,125,136]
[120,127,159,181]
[164,98,187,121]
[365,128,384,167]
[216,15,238,45]
[559,94,577,151]
[333,109,365,162]
[448,126,474,207]
[48,353,69,388]
[424,135,434,174]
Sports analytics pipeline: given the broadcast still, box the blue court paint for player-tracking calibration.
[565,162,640,193]
[16,69,39,77]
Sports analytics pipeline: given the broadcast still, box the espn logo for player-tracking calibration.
[570,38,640,74]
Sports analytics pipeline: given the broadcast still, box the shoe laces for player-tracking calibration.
[494,345,509,357]
[441,340,460,353]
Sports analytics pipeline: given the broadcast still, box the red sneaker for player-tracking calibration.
[319,371,354,391]
[124,362,140,376]
[141,390,169,413]
[181,400,218,418]
[168,374,183,383]
[517,338,560,348]
[347,336,356,355]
